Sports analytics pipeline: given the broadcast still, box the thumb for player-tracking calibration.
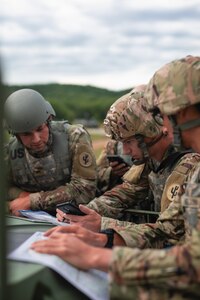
[79,204,94,215]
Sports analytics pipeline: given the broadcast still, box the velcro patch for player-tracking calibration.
[79,152,93,167]
[167,184,181,201]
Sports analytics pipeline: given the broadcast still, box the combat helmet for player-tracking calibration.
[4,89,56,134]
[145,55,200,116]
[104,85,163,141]
[104,85,164,164]
[117,96,162,141]
[104,91,132,140]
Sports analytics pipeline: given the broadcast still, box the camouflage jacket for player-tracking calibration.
[88,161,150,219]
[97,140,132,195]
[109,230,200,300]
[6,122,97,212]
[101,151,200,248]
[88,146,200,221]
[108,165,200,300]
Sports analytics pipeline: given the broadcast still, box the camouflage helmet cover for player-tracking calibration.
[118,97,163,140]
[103,91,131,140]
[145,55,200,115]
[104,85,163,141]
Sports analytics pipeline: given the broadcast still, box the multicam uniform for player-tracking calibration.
[97,140,133,195]
[6,121,97,212]
[89,85,200,238]
[90,160,150,220]
[109,163,200,300]
[108,56,200,299]
[91,148,200,244]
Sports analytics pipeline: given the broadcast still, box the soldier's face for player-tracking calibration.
[175,106,200,153]
[18,123,49,152]
[122,138,143,160]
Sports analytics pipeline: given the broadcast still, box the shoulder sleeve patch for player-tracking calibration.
[79,152,93,167]
[166,183,181,201]
[72,143,96,180]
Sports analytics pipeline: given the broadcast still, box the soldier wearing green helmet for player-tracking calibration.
[4,88,97,216]
[4,89,56,134]
[32,56,200,300]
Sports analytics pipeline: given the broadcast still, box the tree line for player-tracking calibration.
[4,83,130,126]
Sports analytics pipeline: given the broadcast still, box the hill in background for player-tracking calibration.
[4,83,131,125]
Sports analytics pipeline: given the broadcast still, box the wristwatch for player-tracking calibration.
[100,229,115,248]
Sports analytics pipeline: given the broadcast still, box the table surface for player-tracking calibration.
[6,215,90,300]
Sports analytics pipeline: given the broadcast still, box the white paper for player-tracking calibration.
[8,232,109,300]
[18,210,67,226]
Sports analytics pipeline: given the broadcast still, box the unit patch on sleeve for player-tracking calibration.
[167,184,181,201]
[79,152,93,167]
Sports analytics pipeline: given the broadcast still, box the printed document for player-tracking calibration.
[8,231,109,300]
[18,210,67,226]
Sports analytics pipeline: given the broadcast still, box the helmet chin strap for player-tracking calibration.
[145,132,164,148]
[133,132,165,165]
[177,118,200,131]
[169,116,185,151]
[133,136,148,165]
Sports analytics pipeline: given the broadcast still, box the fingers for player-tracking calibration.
[56,209,65,221]
[78,204,94,215]
[31,239,59,254]
[113,164,129,172]
[56,206,97,226]
[44,224,81,236]
[44,226,63,236]
[31,233,79,253]
[109,161,119,167]
[10,209,21,216]
[59,213,84,223]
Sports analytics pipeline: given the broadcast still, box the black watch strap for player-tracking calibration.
[100,229,115,248]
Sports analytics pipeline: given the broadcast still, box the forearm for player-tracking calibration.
[101,194,185,249]
[89,247,113,272]
[102,216,185,249]
[110,231,200,294]
[110,245,187,286]
[101,217,165,248]
[97,166,122,194]
[87,182,148,218]
[30,178,97,210]
[87,194,129,218]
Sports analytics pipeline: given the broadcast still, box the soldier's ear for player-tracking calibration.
[151,108,164,126]
[162,128,168,136]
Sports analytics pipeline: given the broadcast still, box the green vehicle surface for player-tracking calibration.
[7,216,90,300]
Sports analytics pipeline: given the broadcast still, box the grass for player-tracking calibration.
[89,130,109,159]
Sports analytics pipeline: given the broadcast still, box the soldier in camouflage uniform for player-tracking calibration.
[55,87,153,224]
[4,89,97,216]
[32,55,200,299]
[97,86,146,196]
[96,139,133,195]
[57,84,200,236]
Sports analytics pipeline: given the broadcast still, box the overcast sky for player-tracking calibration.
[1,0,200,90]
